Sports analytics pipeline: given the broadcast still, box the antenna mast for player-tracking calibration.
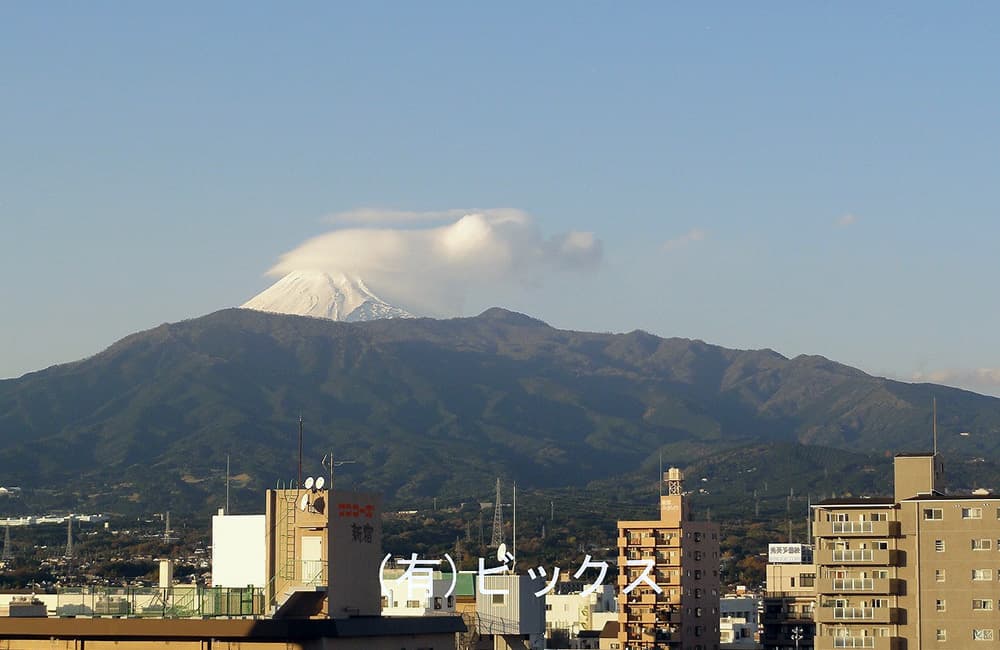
[659,452,663,497]
[933,397,938,455]
[226,454,230,515]
[298,415,304,489]
[512,482,517,564]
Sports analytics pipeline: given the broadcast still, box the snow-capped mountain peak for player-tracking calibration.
[241,270,414,322]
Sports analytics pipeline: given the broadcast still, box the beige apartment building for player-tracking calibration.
[813,452,1000,650]
[618,468,721,650]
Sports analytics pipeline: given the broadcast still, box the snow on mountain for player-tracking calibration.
[241,270,414,322]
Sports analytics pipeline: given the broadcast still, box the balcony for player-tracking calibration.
[816,578,903,595]
[816,548,900,566]
[816,606,900,624]
[815,636,902,650]
[816,520,900,538]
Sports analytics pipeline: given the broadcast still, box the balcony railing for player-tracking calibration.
[816,520,899,538]
[817,548,899,566]
[817,605,899,624]
[817,577,902,595]
[815,636,901,650]
[834,550,871,563]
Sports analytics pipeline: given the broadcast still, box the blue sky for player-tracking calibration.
[1,3,998,395]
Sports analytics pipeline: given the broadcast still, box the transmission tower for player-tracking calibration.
[490,478,504,547]
[64,516,74,558]
[1,526,11,561]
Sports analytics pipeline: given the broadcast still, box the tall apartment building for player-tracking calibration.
[618,468,721,650]
[813,452,1000,650]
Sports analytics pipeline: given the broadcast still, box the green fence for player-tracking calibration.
[55,586,266,618]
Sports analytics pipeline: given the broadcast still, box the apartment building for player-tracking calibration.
[812,452,1000,650]
[618,468,721,650]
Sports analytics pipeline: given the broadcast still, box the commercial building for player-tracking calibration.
[762,545,815,650]
[812,452,1000,650]
[617,467,721,650]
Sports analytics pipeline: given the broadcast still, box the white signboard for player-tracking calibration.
[768,543,807,564]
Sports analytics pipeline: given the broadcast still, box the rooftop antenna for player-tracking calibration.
[298,415,304,489]
[226,454,230,515]
[322,452,356,492]
[512,482,517,566]
[659,451,663,497]
[933,397,938,455]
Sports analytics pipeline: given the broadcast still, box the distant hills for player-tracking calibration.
[1,308,998,515]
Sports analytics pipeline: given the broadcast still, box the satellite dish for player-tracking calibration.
[304,477,315,490]
[299,493,309,511]
[315,476,326,490]
[496,543,508,563]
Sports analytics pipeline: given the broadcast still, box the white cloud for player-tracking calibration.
[662,229,706,251]
[910,368,1000,397]
[268,209,602,316]
[836,213,858,227]
[325,208,470,225]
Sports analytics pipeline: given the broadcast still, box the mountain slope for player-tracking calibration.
[241,270,413,321]
[1,308,998,514]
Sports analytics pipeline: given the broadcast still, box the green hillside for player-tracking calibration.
[1,307,997,515]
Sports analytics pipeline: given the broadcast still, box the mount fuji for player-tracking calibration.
[241,270,414,322]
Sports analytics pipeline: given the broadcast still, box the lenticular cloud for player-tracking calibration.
[267,209,602,316]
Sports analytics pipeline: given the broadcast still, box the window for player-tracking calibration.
[491,594,505,605]
[972,599,993,610]
[870,512,888,521]
[972,569,992,581]
[800,573,816,587]
[406,599,421,607]
[936,629,946,641]
[873,570,888,579]
[936,569,946,582]
[936,599,946,612]
[924,508,943,520]
[973,629,995,641]
[963,507,983,519]
[935,540,945,552]
[875,541,889,550]
[973,539,992,551]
